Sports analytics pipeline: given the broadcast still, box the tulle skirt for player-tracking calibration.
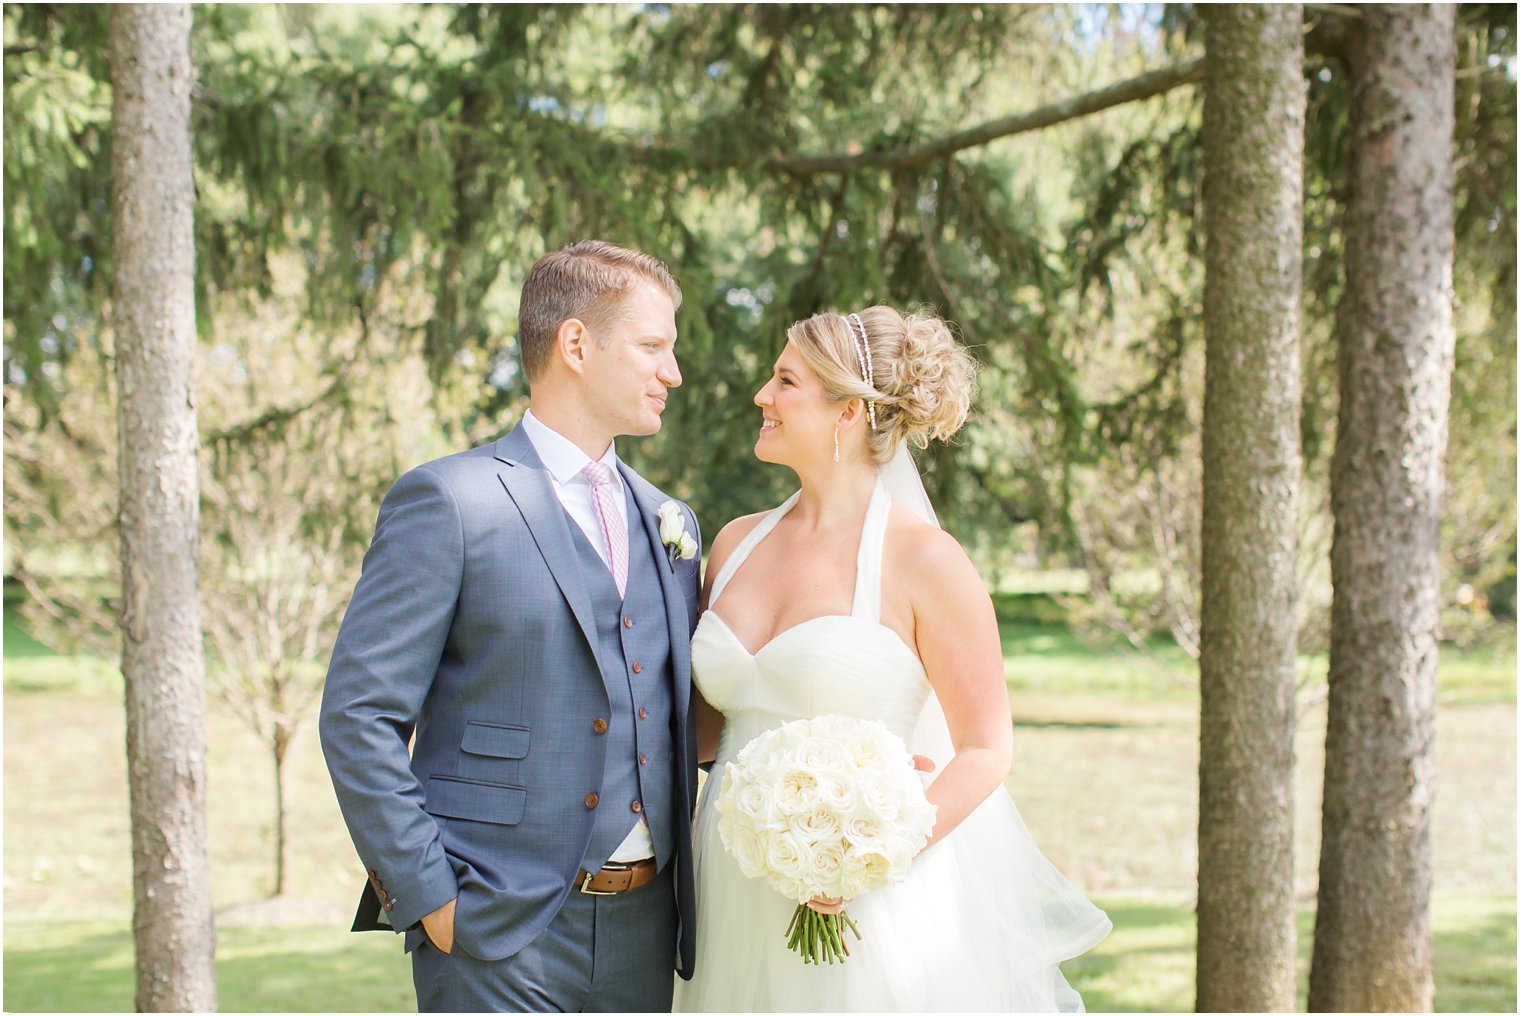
[673,774,1113,1013]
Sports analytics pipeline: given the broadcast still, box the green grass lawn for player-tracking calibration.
[1436,634,1520,704]
[2,920,415,1013]
[991,591,1518,702]
[4,591,1514,1012]
[4,895,1512,1013]
[1,596,121,695]
[1069,893,1518,1014]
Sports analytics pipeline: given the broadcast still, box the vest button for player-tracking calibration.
[592,718,608,734]
[631,661,643,674]
[623,616,634,629]
[630,800,643,814]
[639,753,648,765]
[638,707,648,719]
[585,793,599,809]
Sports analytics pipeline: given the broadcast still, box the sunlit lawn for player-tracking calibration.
[991,591,1517,702]
[2,920,415,1013]
[4,896,1512,1013]
[4,589,1514,1012]
[1,602,121,694]
[1068,893,1518,1014]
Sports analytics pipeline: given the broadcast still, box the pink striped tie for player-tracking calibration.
[582,461,628,598]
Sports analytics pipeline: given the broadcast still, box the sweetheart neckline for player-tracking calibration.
[699,609,924,671]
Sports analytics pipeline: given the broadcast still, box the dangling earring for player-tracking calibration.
[833,427,840,463]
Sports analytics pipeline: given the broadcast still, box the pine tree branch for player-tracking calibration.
[749,56,1207,176]
[1303,4,1362,20]
[203,364,354,448]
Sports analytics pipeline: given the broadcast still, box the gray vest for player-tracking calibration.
[569,484,677,872]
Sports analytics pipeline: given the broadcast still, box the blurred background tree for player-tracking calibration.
[7,4,1512,596]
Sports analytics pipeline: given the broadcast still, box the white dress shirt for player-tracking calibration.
[520,409,653,863]
[520,409,629,571]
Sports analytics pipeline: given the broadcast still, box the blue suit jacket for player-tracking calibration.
[319,423,702,976]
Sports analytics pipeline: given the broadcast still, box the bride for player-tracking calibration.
[673,306,1110,1012]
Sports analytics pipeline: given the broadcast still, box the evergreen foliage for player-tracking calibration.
[5,3,1515,643]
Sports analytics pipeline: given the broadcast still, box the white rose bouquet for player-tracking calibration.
[714,714,937,964]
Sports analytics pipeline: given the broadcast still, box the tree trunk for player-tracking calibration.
[110,5,217,1011]
[1310,6,1455,1011]
[273,726,290,897]
[1196,5,1303,1012]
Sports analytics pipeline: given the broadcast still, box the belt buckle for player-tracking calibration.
[579,868,616,896]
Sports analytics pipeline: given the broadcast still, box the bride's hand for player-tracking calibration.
[805,896,846,915]
[911,754,936,773]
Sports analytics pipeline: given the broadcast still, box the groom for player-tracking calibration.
[320,240,701,1011]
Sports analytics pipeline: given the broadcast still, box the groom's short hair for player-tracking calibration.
[518,240,682,381]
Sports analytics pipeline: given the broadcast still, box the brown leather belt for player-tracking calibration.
[576,857,657,896]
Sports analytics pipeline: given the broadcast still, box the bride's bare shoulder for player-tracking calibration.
[884,502,964,558]
[714,511,769,549]
[883,504,983,597]
[705,511,771,578]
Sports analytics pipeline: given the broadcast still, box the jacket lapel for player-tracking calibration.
[620,464,693,722]
[493,425,603,668]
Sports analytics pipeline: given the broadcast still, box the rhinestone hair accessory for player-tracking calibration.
[846,312,878,431]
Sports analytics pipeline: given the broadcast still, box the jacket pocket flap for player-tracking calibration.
[426,776,526,825]
[461,722,530,759]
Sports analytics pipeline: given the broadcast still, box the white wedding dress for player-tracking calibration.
[674,478,1112,1013]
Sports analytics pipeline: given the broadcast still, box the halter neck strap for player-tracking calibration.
[706,480,892,621]
[706,491,800,609]
[851,479,892,624]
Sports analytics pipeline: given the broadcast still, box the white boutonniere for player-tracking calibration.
[658,500,698,569]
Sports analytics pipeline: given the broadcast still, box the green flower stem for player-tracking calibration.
[785,906,858,964]
[826,915,843,962]
[787,906,802,948]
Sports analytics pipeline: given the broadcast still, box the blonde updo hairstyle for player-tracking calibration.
[786,305,978,465]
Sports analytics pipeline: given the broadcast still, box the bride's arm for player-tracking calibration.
[905,529,1014,852]
[691,564,725,765]
[804,530,1005,915]
[693,687,724,766]
[690,515,761,765]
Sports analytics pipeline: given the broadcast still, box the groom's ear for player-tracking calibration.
[556,317,591,375]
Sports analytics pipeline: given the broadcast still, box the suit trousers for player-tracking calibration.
[411,864,677,1013]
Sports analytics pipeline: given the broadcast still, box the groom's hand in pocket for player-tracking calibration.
[422,897,457,955]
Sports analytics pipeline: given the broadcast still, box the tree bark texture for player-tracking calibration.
[1310,6,1455,1012]
[273,729,290,897]
[110,5,218,1011]
[1197,6,1304,1012]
